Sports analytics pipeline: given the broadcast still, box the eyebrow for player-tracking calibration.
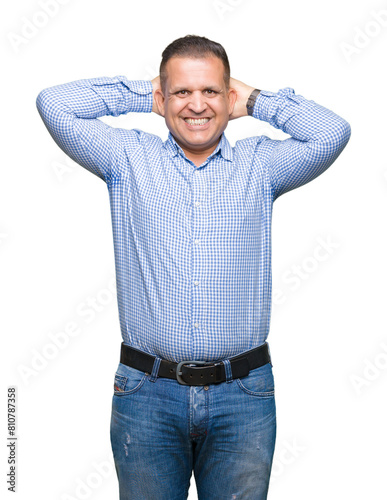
[170,86,223,93]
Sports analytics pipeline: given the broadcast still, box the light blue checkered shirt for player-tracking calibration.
[36,77,351,362]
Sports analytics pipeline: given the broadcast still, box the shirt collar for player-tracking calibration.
[163,131,233,163]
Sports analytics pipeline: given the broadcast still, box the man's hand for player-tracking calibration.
[229,77,256,120]
[151,76,163,116]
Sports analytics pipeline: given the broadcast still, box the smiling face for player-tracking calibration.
[155,56,236,162]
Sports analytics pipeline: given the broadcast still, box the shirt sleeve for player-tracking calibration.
[251,88,352,201]
[36,76,153,184]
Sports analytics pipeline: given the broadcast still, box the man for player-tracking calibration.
[36,35,351,499]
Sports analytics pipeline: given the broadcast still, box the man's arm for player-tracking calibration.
[36,76,153,184]
[229,78,352,201]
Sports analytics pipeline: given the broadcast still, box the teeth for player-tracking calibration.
[184,118,210,125]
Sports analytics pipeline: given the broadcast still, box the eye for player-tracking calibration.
[176,90,188,95]
[205,90,217,95]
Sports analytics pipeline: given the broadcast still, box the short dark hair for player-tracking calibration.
[159,35,230,93]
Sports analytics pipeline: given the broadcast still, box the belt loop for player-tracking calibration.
[149,355,162,382]
[222,358,233,383]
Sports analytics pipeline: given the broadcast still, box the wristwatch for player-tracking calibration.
[246,88,261,116]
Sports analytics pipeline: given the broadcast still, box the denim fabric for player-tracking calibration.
[110,355,276,499]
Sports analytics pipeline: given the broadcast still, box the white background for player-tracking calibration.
[1,0,387,498]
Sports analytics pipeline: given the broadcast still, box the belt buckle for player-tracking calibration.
[176,360,213,385]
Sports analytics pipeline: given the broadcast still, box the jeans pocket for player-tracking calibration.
[236,362,275,397]
[113,362,148,396]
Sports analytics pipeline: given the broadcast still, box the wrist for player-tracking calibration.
[246,88,261,116]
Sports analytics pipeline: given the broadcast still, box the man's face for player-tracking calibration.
[155,56,236,157]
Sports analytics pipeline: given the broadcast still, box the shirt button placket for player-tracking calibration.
[191,166,207,358]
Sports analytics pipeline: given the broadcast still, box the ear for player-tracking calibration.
[154,89,166,117]
[227,88,237,115]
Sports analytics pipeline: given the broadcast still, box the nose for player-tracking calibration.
[187,91,208,114]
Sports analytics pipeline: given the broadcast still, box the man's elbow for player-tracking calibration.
[331,118,352,161]
[338,118,351,148]
[305,118,351,169]
[318,118,351,157]
[36,88,50,119]
[36,87,64,130]
[320,118,352,166]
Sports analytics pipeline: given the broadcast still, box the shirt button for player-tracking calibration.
[194,201,201,207]
[194,281,199,286]
[194,322,200,328]
[194,239,200,245]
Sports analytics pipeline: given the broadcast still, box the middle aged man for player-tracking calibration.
[36,34,351,500]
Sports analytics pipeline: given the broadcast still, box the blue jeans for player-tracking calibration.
[110,351,276,500]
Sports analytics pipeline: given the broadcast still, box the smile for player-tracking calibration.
[184,118,210,126]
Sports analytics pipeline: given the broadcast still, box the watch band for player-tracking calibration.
[246,88,261,116]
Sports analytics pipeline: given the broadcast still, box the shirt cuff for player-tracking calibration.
[118,78,153,114]
[252,88,297,122]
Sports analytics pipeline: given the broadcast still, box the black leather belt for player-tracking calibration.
[120,341,271,386]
